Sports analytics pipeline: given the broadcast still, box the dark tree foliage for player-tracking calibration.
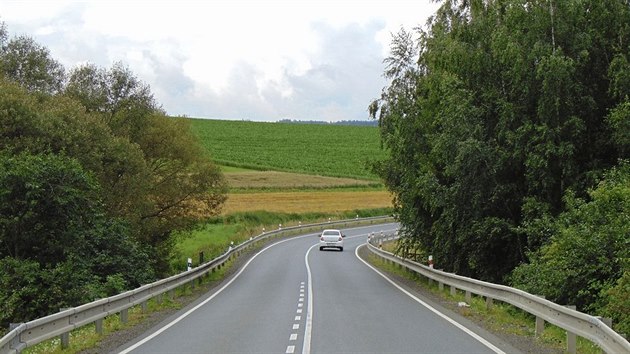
[0,152,154,328]
[66,62,228,274]
[511,162,630,336]
[0,22,227,325]
[370,0,630,283]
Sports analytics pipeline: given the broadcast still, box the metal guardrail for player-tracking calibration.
[0,216,394,354]
[366,233,630,354]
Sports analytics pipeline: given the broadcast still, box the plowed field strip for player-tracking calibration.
[225,170,376,189]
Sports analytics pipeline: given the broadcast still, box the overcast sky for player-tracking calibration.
[0,0,439,122]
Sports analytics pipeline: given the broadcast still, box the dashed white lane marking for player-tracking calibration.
[287,282,306,354]
[119,235,306,354]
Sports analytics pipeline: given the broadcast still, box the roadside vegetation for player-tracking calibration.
[0,20,392,338]
[365,248,600,354]
[0,23,227,332]
[369,0,629,338]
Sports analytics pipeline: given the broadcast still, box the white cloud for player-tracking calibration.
[0,0,439,121]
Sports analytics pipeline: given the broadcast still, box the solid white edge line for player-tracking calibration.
[119,224,397,353]
[354,244,506,354]
[118,235,308,354]
[302,244,316,354]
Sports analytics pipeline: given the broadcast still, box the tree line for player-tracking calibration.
[0,22,227,329]
[369,0,629,337]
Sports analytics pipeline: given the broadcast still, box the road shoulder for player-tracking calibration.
[356,244,563,354]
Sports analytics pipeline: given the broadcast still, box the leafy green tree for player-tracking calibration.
[0,257,97,327]
[0,152,100,262]
[0,24,225,326]
[370,0,630,282]
[66,63,227,274]
[0,151,155,327]
[510,162,630,336]
[65,61,160,118]
[0,21,7,49]
[0,34,65,94]
[0,76,151,231]
[602,271,630,338]
[3,63,227,275]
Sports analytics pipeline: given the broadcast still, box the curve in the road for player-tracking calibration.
[354,244,505,354]
[117,225,514,353]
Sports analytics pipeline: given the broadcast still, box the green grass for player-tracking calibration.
[172,209,391,270]
[23,297,183,354]
[188,118,386,180]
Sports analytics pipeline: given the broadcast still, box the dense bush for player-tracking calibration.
[0,152,155,327]
[511,162,630,336]
[0,22,226,327]
[369,0,629,332]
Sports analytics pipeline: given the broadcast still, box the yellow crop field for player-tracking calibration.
[223,190,392,214]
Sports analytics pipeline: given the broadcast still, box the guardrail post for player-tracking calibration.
[95,318,103,335]
[599,317,613,328]
[450,284,456,297]
[465,290,471,303]
[485,297,493,309]
[141,300,148,313]
[120,308,129,323]
[9,323,23,351]
[535,295,546,336]
[436,270,444,291]
[566,305,577,354]
[60,308,71,349]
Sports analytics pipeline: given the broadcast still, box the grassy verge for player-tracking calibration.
[21,213,393,353]
[172,209,392,270]
[365,244,602,354]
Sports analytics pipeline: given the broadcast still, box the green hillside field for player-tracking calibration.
[188,118,386,180]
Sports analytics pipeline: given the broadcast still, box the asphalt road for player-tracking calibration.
[116,224,518,354]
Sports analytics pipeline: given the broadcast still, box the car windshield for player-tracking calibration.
[323,231,339,236]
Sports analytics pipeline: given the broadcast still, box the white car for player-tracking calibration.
[319,229,344,251]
